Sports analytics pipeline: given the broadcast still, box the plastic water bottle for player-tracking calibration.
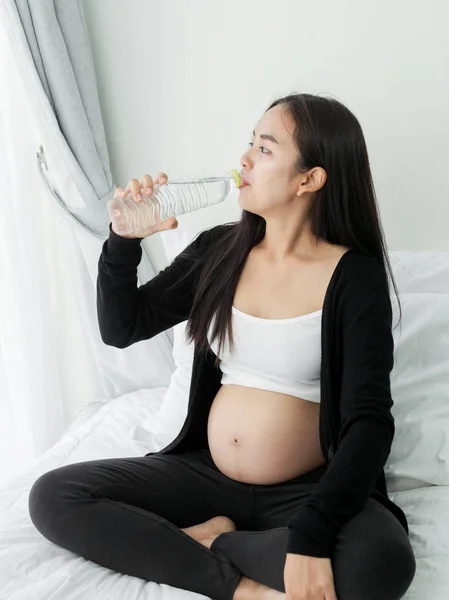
[107,168,242,237]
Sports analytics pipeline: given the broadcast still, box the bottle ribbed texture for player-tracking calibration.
[107,169,239,237]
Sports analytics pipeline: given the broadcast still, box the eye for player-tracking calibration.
[248,142,270,154]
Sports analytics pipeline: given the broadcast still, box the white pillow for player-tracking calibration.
[134,229,449,493]
[386,251,449,491]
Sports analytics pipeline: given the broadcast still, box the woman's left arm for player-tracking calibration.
[285,285,395,559]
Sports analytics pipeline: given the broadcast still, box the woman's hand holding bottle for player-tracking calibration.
[111,172,178,239]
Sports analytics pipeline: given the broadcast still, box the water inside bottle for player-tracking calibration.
[155,176,233,220]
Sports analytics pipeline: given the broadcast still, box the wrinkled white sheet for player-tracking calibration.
[0,387,447,600]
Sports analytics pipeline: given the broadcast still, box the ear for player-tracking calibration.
[297,167,327,196]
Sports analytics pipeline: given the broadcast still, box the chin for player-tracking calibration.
[238,187,250,202]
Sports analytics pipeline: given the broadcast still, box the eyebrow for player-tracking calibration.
[252,129,279,144]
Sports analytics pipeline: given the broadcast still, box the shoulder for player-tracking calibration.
[194,222,235,249]
[338,247,387,291]
[181,223,232,254]
[321,249,393,338]
[329,247,391,319]
[177,224,235,268]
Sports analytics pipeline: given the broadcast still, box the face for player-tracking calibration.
[239,104,303,216]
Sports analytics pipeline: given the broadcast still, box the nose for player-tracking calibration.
[240,149,253,170]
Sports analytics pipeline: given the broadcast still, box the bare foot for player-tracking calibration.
[233,575,285,600]
[181,515,237,549]
[182,521,284,599]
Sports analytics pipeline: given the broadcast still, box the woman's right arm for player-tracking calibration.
[96,223,213,348]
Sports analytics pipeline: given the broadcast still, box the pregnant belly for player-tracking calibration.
[206,384,326,485]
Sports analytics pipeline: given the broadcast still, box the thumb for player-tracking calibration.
[326,587,339,600]
[160,216,178,231]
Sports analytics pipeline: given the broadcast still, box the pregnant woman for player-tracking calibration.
[29,93,416,600]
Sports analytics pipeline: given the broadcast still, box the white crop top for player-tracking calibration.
[207,305,322,403]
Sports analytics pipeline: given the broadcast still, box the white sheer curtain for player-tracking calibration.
[0,14,175,487]
[0,27,105,485]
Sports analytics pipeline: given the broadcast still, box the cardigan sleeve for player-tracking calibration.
[286,285,395,558]
[96,223,216,348]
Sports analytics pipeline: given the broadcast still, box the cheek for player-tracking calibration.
[261,165,288,192]
[239,167,288,202]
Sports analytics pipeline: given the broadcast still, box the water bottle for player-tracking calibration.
[107,168,242,237]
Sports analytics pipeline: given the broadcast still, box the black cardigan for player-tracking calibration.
[97,222,410,558]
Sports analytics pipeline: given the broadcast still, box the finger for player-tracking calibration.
[114,187,125,197]
[141,172,168,198]
[156,172,168,184]
[140,174,154,198]
[121,179,141,201]
[127,178,142,202]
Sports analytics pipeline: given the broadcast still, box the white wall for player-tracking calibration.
[82,0,449,271]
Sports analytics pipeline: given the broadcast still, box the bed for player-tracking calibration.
[0,385,448,600]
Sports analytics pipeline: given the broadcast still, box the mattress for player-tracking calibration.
[0,387,447,600]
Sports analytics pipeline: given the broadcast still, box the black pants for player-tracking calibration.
[28,448,416,600]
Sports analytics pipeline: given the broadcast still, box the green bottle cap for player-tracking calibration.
[230,169,241,187]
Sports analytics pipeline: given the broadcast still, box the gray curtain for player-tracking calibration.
[6,0,156,285]
[14,0,115,239]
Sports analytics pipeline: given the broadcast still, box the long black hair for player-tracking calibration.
[181,93,402,366]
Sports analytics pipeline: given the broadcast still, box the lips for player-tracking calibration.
[239,174,250,187]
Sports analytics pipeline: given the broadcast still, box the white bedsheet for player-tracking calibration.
[0,388,447,600]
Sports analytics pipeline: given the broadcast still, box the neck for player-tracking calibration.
[258,214,327,263]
